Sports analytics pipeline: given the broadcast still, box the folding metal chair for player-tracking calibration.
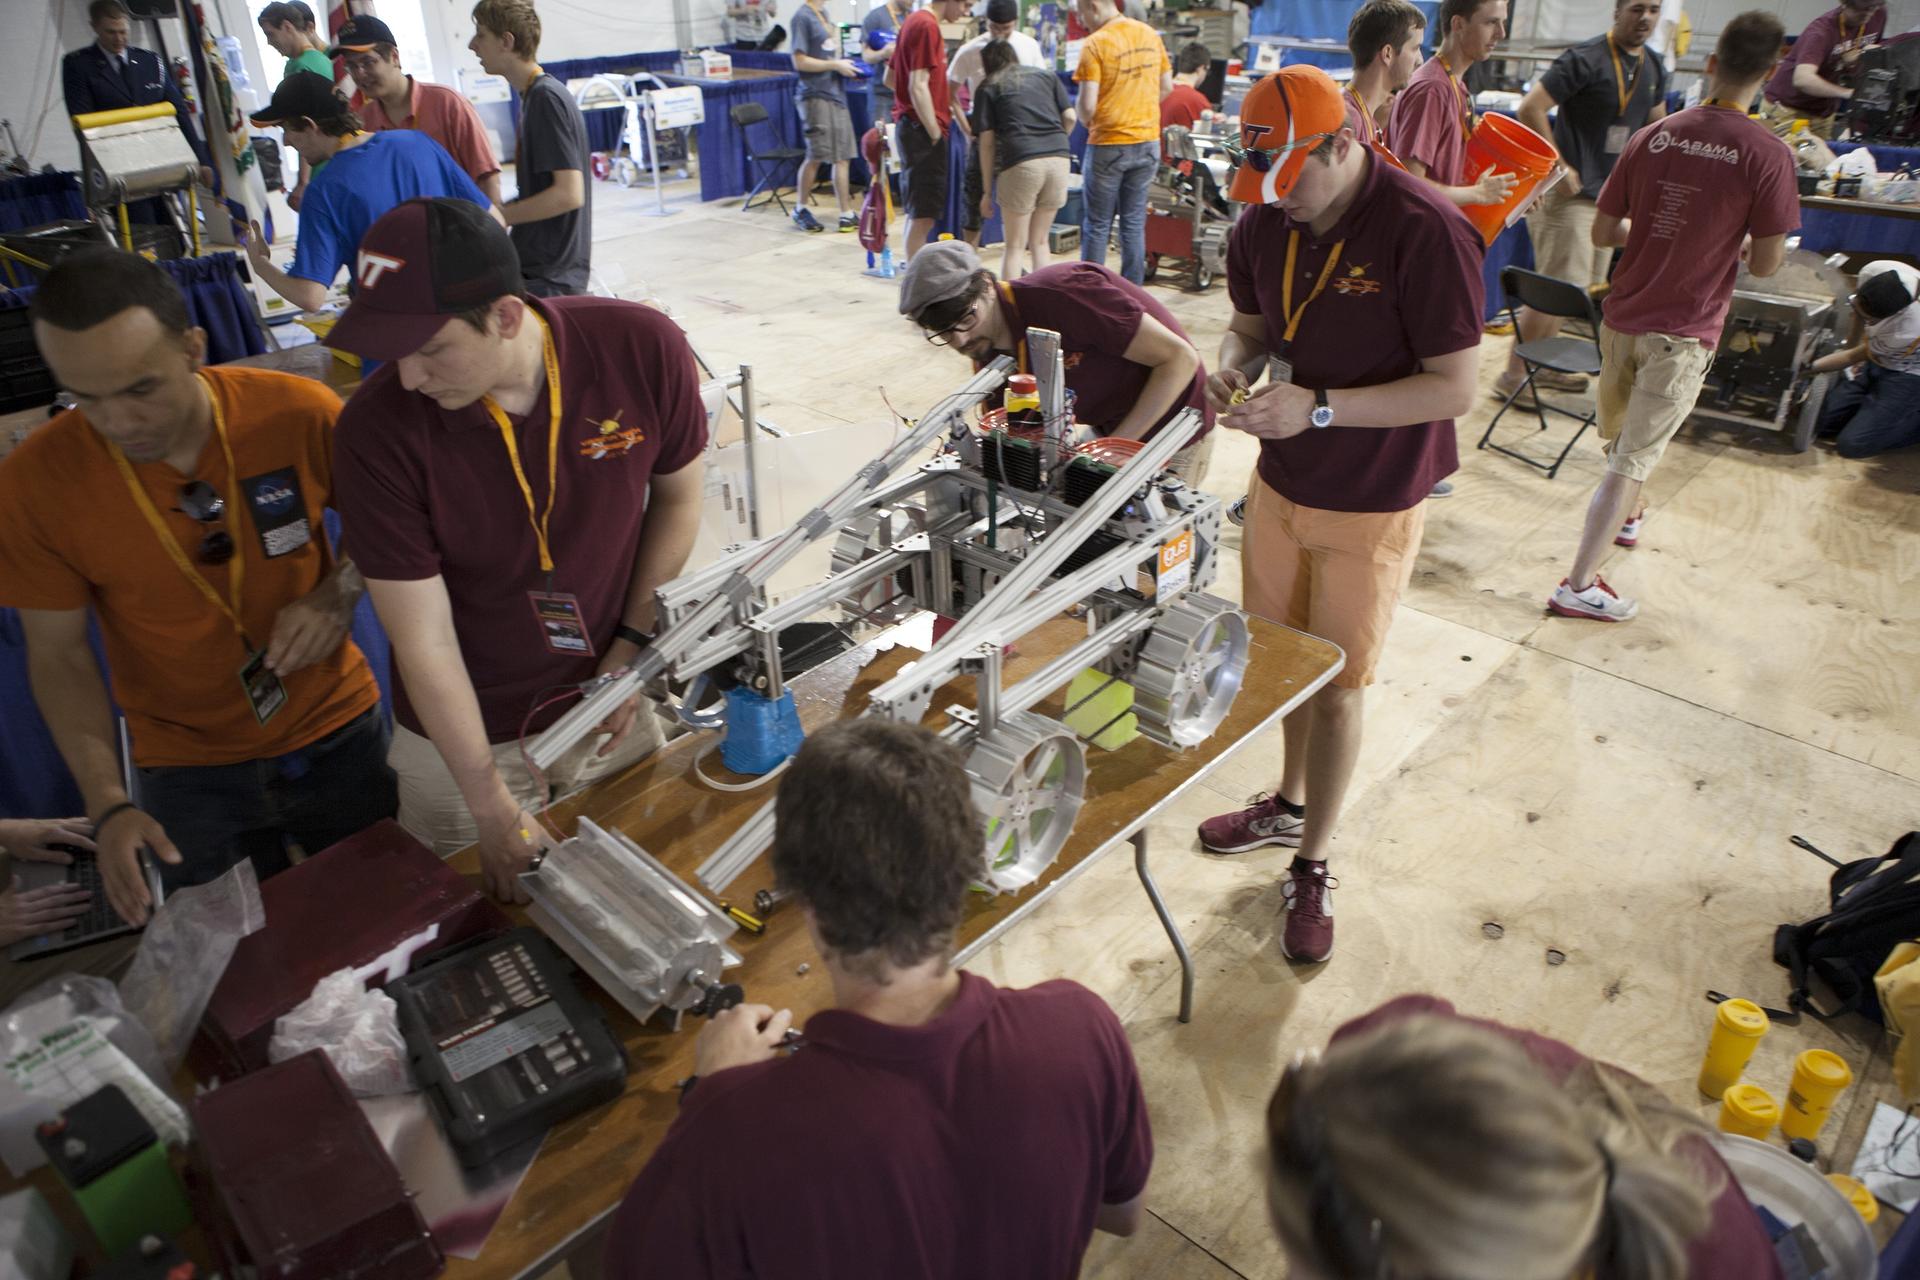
[1478,266,1605,479]
[729,102,805,216]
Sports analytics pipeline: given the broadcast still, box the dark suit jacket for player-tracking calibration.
[62,42,210,165]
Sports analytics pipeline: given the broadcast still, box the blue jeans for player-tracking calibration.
[1818,363,1920,458]
[137,707,397,891]
[1081,141,1158,284]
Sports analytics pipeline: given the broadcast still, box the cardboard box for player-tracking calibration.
[195,820,508,1080]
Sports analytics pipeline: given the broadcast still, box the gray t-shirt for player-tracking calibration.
[513,74,592,294]
[862,3,905,121]
[792,3,845,103]
[1540,34,1669,200]
[974,67,1072,170]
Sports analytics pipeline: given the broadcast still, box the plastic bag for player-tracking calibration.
[0,975,189,1175]
[117,859,265,1073]
[268,968,413,1097]
[1831,147,1880,179]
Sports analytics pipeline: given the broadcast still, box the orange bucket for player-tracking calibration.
[1461,112,1560,246]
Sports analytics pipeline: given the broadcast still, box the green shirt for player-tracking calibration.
[285,48,333,80]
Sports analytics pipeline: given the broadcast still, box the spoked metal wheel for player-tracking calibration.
[967,712,1087,893]
[1133,596,1250,747]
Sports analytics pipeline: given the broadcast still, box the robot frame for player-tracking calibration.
[527,332,1252,910]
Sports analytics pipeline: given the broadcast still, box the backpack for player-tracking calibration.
[1774,831,1920,1023]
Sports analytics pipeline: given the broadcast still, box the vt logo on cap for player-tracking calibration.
[357,251,406,289]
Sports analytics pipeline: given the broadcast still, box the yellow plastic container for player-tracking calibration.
[1717,1083,1780,1140]
[1780,1049,1854,1142]
[1697,998,1770,1099]
[1827,1173,1879,1224]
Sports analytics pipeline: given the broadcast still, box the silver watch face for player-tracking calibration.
[1311,405,1335,428]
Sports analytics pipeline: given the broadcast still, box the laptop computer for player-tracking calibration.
[6,847,164,962]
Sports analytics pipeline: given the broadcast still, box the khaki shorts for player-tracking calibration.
[1759,96,1836,140]
[1525,181,1604,290]
[1240,475,1425,689]
[1595,323,1716,481]
[389,705,668,857]
[996,155,1070,215]
[799,95,856,164]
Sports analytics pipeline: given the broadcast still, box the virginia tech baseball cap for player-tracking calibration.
[1227,66,1349,206]
[328,14,398,54]
[323,198,524,361]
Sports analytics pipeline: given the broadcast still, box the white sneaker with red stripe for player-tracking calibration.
[1615,511,1646,548]
[1548,576,1638,621]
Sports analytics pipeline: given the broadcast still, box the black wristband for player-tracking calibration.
[615,624,654,649]
[676,1074,700,1106]
[93,801,140,835]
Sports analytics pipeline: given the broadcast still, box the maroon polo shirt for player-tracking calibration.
[994,261,1213,447]
[1332,996,1785,1280]
[1226,152,1484,513]
[332,297,706,741]
[1597,105,1801,346]
[1388,56,1473,185]
[603,973,1153,1280]
[1765,5,1888,118]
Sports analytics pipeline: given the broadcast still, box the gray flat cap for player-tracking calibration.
[898,239,983,318]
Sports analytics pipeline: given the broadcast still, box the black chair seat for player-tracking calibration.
[757,146,807,162]
[1514,335,1603,376]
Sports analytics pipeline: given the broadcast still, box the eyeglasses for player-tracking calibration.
[1219,130,1337,173]
[177,481,235,566]
[922,297,984,347]
[339,52,386,76]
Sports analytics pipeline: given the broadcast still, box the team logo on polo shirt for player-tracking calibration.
[579,409,649,460]
[242,467,313,558]
[1334,262,1381,297]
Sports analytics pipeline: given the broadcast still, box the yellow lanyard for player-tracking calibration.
[997,282,1030,374]
[1346,86,1379,144]
[1701,97,1748,113]
[1606,33,1645,119]
[1839,11,1859,44]
[482,314,564,575]
[1281,232,1345,344]
[1436,54,1474,143]
[107,374,249,645]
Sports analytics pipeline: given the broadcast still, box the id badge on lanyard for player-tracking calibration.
[1605,124,1629,154]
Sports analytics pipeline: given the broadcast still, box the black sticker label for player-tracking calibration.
[241,467,312,559]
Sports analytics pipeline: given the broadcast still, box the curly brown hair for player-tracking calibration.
[771,720,983,979]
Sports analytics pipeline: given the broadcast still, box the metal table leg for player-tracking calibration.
[1132,829,1194,1023]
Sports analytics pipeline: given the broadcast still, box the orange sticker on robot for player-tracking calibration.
[1156,529,1194,599]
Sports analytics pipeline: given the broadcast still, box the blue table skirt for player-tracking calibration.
[1798,141,1920,257]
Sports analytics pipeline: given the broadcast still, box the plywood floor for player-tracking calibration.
[561,178,1920,1279]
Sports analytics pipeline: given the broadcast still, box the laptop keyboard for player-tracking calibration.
[61,857,135,940]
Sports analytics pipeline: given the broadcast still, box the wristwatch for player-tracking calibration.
[1310,388,1334,430]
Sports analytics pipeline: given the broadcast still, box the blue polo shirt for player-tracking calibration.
[290,131,489,289]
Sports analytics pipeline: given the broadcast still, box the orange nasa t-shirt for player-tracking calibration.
[0,366,379,767]
[1075,16,1171,147]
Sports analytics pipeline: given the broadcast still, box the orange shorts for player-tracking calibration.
[1240,475,1426,689]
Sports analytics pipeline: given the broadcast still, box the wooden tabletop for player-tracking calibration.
[443,611,1342,1278]
[228,341,364,397]
[1800,193,1920,222]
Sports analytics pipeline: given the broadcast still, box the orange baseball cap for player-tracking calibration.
[1227,66,1349,206]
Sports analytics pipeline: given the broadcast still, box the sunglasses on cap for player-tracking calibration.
[177,480,235,566]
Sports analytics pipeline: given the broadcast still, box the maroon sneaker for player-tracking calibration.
[1198,793,1305,854]
[1281,859,1336,963]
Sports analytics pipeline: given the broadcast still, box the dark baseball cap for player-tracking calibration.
[323,199,524,361]
[328,14,398,53]
[248,69,348,127]
[1854,267,1914,322]
[986,0,1018,21]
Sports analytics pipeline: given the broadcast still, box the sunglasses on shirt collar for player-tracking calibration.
[177,480,235,566]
